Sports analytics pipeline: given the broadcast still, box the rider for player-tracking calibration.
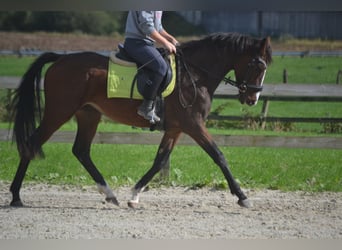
[124,11,178,123]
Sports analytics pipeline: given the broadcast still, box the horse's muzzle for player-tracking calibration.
[239,94,257,106]
[246,98,257,106]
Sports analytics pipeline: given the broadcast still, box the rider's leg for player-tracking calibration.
[124,38,168,123]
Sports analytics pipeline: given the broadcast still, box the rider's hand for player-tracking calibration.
[150,30,177,54]
[164,41,177,54]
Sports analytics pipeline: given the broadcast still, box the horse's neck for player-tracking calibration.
[184,46,233,95]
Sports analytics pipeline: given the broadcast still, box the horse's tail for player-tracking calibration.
[11,52,62,159]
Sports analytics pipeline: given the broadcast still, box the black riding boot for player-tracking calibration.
[137,99,160,124]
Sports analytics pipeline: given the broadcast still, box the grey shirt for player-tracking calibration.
[125,11,164,43]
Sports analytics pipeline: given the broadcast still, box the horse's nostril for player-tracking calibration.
[247,99,256,106]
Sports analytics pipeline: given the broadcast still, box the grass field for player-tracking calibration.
[0,55,341,84]
[265,56,342,84]
[1,141,341,192]
[0,120,341,193]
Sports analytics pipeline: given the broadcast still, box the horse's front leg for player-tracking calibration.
[128,130,181,208]
[188,125,251,208]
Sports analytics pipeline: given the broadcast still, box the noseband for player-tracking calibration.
[224,57,267,93]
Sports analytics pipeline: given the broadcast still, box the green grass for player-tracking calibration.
[211,99,342,135]
[1,141,341,192]
[0,56,37,76]
[211,99,342,118]
[224,56,342,84]
[264,56,342,84]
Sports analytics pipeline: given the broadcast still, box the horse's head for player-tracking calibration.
[233,37,272,106]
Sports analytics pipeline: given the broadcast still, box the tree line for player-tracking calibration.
[0,11,126,35]
[0,11,204,36]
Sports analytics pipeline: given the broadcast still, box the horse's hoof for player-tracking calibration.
[238,198,252,208]
[105,197,119,206]
[127,200,138,209]
[10,199,24,207]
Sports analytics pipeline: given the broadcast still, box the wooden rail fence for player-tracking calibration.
[1,77,342,149]
[1,130,341,149]
[212,83,342,126]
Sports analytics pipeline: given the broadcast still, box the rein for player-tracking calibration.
[223,75,263,93]
[176,52,198,108]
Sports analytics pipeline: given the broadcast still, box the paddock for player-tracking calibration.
[0,182,341,239]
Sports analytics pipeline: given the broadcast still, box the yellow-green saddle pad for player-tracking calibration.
[107,54,176,99]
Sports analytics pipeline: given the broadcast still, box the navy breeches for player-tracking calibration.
[124,38,168,100]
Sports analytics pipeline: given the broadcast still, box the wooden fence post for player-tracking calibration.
[260,99,270,129]
[283,69,288,83]
[337,70,342,84]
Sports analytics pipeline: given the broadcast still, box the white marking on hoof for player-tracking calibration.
[128,187,144,208]
[127,200,139,209]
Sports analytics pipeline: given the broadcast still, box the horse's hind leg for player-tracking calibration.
[10,157,31,206]
[72,105,118,205]
[10,112,75,206]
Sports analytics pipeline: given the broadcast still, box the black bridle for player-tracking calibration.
[223,57,267,93]
[177,50,267,92]
[176,52,267,108]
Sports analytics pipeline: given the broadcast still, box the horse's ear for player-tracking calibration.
[261,36,271,55]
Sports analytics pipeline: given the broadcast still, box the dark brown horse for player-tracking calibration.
[9,33,272,208]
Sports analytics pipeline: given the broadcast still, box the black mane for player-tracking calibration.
[180,32,272,64]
